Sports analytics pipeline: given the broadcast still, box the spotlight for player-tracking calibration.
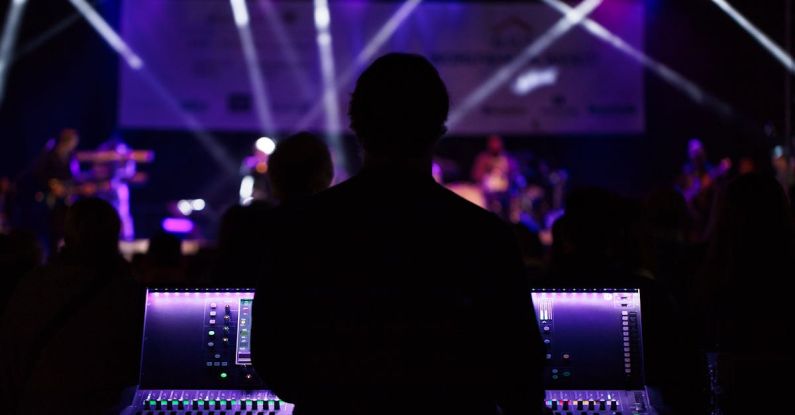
[177,200,193,216]
[69,0,144,70]
[191,199,206,212]
[239,175,254,205]
[255,137,276,155]
[230,0,250,28]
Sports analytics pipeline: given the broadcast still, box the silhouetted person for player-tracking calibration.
[214,133,334,286]
[136,230,186,286]
[0,230,43,310]
[547,188,704,413]
[471,135,521,220]
[0,198,142,415]
[252,53,545,415]
[695,173,794,414]
[268,132,334,203]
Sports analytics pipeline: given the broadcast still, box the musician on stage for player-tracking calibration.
[677,138,731,240]
[84,136,138,240]
[33,128,81,255]
[471,134,522,220]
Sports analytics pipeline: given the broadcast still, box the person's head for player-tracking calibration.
[268,132,334,202]
[688,138,705,165]
[56,128,79,154]
[147,230,182,267]
[487,135,504,155]
[349,53,449,164]
[63,198,121,260]
[713,173,791,260]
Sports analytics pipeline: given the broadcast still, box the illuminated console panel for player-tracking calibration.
[532,288,656,415]
[122,288,294,415]
[124,287,655,414]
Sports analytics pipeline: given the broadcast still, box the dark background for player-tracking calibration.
[1,0,793,238]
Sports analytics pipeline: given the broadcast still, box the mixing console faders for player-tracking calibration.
[544,389,652,415]
[127,390,293,415]
[121,289,292,415]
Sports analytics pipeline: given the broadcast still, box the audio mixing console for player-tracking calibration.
[532,288,656,415]
[122,287,656,415]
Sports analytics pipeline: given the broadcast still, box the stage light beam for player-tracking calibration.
[0,0,29,106]
[230,0,276,133]
[542,0,733,116]
[712,0,795,73]
[257,0,314,101]
[295,0,422,131]
[313,0,346,170]
[447,0,603,129]
[69,0,143,70]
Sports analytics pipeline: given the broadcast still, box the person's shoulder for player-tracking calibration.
[433,183,509,229]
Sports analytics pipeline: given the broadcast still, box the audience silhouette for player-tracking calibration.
[546,187,704,413]
[695,173,794,414]
[0,229,43,310]
[252,53,545,415]
[214,132,334,287]
[0,198,142,415]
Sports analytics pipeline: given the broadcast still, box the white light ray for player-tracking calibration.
[543,0,733,116]
[447,0,603,129]
[230,0,276,133]
[0,0,29,106]
[69,0,143,70]
[295,0,422,131]
[713,0,794,73]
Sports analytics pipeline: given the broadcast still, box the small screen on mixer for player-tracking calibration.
[138,289,265,389]
[530,288,645,390]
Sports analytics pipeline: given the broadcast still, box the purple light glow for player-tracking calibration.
[162,217,194,233]
[531,290,641,311]
[147,289,254,305]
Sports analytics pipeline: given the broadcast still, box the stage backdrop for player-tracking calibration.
[119,0,644,135]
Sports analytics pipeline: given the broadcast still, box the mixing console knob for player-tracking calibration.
[576,401,583,410]
[561,400,569,410]
[599,400,606,410]
[610,400,618,410]
[588,400,595,410]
